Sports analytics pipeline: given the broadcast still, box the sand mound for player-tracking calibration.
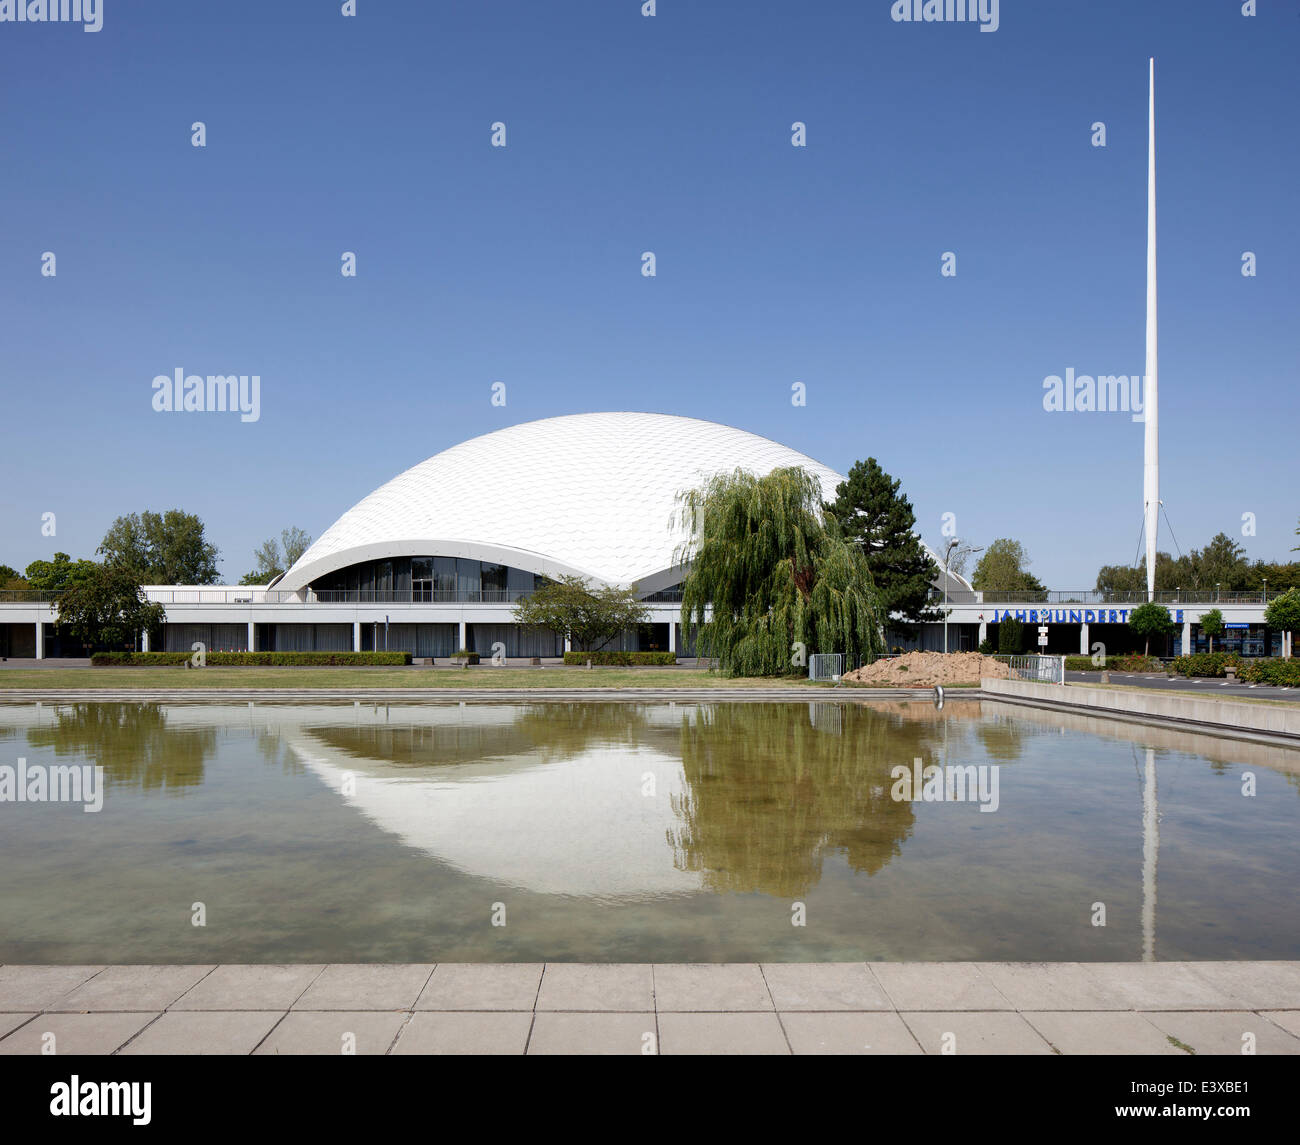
[842,651,1009,688]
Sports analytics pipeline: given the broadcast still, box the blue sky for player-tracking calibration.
[1,0,1296,587]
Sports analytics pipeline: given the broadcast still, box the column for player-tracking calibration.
[668,621,677,654]
[458,619,467,652]
[1181,619,1192,657]
[35,621,44,660]
[978,619,988,647]
[352,620,362,652]
[247,621,256,653]
[142,629,150,652]
[1079,622,1089,656]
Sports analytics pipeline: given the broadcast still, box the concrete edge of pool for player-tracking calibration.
[0,962,1297,1055]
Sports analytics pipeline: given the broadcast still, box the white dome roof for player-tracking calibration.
[280,412,854,591]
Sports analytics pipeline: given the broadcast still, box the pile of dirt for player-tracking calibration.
[842,651,1009,688]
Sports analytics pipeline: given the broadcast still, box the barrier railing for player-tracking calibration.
[1007,654,1066,685]
[808,653,845,682]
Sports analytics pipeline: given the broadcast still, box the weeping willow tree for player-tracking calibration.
[676,466,887,677]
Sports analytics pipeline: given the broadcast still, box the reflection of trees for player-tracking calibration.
[670,702,958,898]
[25,703,215,793]
[974,714,1028,762]
[304,703,661,769]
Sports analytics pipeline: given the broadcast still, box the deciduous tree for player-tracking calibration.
[676,466,885,677]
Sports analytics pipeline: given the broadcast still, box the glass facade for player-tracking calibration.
[1193,625,1268,658]
[312,557,550,602]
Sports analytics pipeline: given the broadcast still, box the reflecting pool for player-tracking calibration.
[1,699,1297,963]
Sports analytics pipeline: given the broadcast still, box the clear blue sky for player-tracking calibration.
[1,0,1296,587]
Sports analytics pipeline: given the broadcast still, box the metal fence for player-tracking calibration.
[1007,654,1066,685]
[932,589,1271,606]
[808,653,845,682]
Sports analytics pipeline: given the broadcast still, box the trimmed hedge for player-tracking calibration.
[1238,659,1300,687]
[1169,652,1243,678]
[92,651,412,667]
[562,651,678,666]
[1063,654,1161,672]
[1104,653,1163,672]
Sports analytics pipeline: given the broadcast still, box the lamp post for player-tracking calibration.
[1262,577,1267,605]
[1216,583,1221,604]
[943,540,983,654]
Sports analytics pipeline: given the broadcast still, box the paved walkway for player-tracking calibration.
[1067,670,1300,703]
[1,962,1297,1055]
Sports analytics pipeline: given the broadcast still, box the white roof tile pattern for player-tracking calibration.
[280,412,951,591]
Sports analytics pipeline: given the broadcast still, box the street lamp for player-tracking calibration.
[1216,583,1221,603]
[943,540,983,654]
[1262,577,1267,605]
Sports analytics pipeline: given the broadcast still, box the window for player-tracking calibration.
[412,557,433,603]
[480,562,508,599]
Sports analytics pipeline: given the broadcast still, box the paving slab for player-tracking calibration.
[658,1012,789,1055]
[415,963,543,1011]
[653,964,774,1012]
[1261,1011,1300,1038]
[978,962,1125,1011]
[173,964,325,1011]
[1024,1011,1186,1055]
[871,963,1011,1011]
[1182,962,1300,1010]
[117,1011,283,1055]
[53,965,216,1012]
[293,964,434,1011]
[0,1012,158,1055]
[1080,963,1249,1011]
[253,1010,408,1055]
[0,1013,36,1039]
[0,966,106,1010]
[393,1011,532,1055]
[1142,1011,1300,1056]
[527,1012,656,1055]
[760,963,891,1011]
[536,964,654,1012]
[901,1012,1054,1055]
[780,1012,923,1055]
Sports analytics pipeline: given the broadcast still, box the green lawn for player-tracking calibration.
[0,666,831,691]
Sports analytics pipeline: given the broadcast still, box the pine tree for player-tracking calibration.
[824,459,939,634]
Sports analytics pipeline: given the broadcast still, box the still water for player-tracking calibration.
[1,699,1297,963]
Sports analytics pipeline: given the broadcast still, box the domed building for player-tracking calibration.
[143,412,969,659]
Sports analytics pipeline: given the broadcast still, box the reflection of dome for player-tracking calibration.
[288,729,703,902]
[278,412,893,592]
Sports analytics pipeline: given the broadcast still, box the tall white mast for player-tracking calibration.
[1143,58,1159,601]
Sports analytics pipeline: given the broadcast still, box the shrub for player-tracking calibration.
[997,617,1024,654]
[1169,652,1243,678]
[1064,656,1103,672]
[1102,653,1162,673]
[562,651,677,666]
[92,651,412,666]
[1237,659,1300,687]
[977,638,995,655]
[450,650,480,664]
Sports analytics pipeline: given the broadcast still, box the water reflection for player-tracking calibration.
[670,702,973,896]
[24,703,216,793]
[3,698,1300,962]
